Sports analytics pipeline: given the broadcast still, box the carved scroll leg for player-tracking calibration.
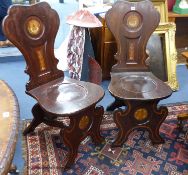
[89,106,105,144]
[61,106,105,170]
[149,130,165,144]
[106,98,124,111]
[149,105,168,144]
[60,116,89,170]
[60,127,79,170]
[112,109,131,148]
[23,103,44,135]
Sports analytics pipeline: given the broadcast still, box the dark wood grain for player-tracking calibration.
[90,15,117,79]
[105,0,172,146]
[3,2,104,170]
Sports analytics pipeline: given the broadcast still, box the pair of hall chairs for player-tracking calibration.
[2,0,172,170]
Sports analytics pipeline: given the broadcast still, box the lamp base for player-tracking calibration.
[173,1,188,14]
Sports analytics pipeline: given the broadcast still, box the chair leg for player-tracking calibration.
[106,98,124,111]
[89,106,104,144]
[111,109,132,147]
[23,103,44,135]
[60,124,79,170]
[60,105,104,170]
[112,100,168,147]
[61,116,86,170]
[177,113,188,130]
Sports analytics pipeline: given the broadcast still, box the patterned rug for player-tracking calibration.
[22,104,188,175]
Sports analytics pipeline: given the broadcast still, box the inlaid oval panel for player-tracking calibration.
[124,11,142,30]
[24,16,44,38]
[79,115,90,130]
[134,108,148,121]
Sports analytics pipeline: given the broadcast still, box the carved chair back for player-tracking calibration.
[105,0,160,72]
[3,2,64,91]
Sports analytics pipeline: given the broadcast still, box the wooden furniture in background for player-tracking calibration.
[168,11,188,64]
[105,0,172,147]
[182,51,188,60]
[90,14,116,80]
[168,11,188,22]
[3,2,104,170]
[0,80,19,174]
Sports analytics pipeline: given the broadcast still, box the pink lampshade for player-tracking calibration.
[66,9,103,28]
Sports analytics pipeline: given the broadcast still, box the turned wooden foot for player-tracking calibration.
[61,105,104,169]
[112,100,168,147]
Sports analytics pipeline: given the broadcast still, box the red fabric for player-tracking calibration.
[167,0,176,11]
[89,57,102,85]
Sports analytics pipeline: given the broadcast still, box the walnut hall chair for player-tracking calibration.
[105,0,172,147]
[3,2,105,169]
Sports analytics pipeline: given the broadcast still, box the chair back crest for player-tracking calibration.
[3,2,64,91]
[105,0,160,72]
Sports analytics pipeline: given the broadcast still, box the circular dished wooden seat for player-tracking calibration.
[109,72,172,100]
[29,77,104,115]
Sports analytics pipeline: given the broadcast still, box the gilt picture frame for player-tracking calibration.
[154,22,178,91]
[152,0,168,23]
[130,0,168,23]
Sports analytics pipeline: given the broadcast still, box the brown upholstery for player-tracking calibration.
[105,0,172,147]
[3,2,104,169]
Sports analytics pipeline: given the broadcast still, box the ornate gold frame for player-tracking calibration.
[154,22,178,90]
[152,0,168,23]
[130,0,168,23]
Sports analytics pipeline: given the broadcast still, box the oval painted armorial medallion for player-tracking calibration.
[125,12,142,30]
[24,16,44,38]
[79,115,90,130]
[134,108,148,121]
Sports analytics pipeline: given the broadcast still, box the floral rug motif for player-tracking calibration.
[22,104,188,175]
